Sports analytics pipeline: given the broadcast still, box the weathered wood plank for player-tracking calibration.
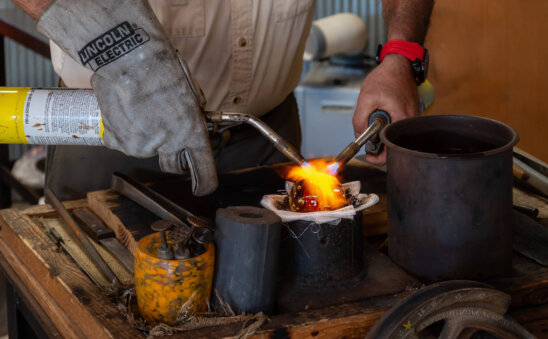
[21,199,88,216]
[40,217,134,287]
[513,210,548,266]
[248,311,385,339]
[88,190,157,254]
[510,304,548,338]
[184,294,403,339]
[491,271,548,308]
[0,237,77,338]
[0,210,143,339]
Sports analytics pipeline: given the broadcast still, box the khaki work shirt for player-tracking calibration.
[50,0,316,117]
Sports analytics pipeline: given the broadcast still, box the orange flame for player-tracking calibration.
[286,159,347,211]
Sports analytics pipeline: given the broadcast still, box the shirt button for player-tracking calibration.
[233,96,242,104]
[239,37,247,47]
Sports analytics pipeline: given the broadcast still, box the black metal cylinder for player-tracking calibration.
[213,206,281,314]
[381,115,519,282]
[279,215,363,287]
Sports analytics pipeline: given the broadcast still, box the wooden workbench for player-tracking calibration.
[0,197,411,338]
[0,162,547,338]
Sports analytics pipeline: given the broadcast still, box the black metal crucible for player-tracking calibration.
[279,214,364,288]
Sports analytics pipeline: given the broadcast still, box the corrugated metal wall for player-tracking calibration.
[4,39,58,87]
[304,0,386,73]
[313,0,385,57]
[0,0,58,87]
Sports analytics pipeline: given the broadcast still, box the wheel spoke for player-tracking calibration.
[440,318,464,339]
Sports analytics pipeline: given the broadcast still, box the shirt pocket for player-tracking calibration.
[273,0,315,22]
[149,0,205,37]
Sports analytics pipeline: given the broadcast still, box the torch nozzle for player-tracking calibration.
[207,112,307,166]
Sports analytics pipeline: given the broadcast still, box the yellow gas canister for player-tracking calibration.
[134,232,215,324]
[0,87,103,145]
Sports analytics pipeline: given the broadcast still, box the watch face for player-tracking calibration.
[423,49,429,80]
[376,44,383,64]
[411,59,424,85]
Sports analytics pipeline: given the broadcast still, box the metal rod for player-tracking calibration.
[513,204,540,218]
[207,112,306,166]
[46,227,102,287]
[0,165,40,204]
[150,220,175,260]
[45,189,120,287]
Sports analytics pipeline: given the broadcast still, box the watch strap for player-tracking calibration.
[376,40,425,64]
[377,40,428,85]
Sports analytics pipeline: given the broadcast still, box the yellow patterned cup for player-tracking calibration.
[134,232,214,324]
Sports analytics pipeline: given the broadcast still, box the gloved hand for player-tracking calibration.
[36,0,218,196]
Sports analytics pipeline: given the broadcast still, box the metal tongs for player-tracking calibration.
[111,173,213,259]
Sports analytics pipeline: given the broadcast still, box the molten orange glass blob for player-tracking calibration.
[286,159,348,212]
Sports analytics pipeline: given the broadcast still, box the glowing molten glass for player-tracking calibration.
[287,160,348,212]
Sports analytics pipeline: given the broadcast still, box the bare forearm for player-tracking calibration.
[11,0,51,20]
[383,0,434,43]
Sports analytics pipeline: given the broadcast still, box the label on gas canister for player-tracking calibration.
[23,89,104,145]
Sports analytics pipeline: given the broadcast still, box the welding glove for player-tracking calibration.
[36,0,218,196]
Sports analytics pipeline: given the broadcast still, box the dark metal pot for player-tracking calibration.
[380,115,519,282]
[279,216,364,288]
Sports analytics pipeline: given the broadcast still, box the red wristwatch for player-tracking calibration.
[376,40,429,85]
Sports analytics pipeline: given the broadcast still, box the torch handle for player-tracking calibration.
[363,110,391,155]
[334,110,390,166]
